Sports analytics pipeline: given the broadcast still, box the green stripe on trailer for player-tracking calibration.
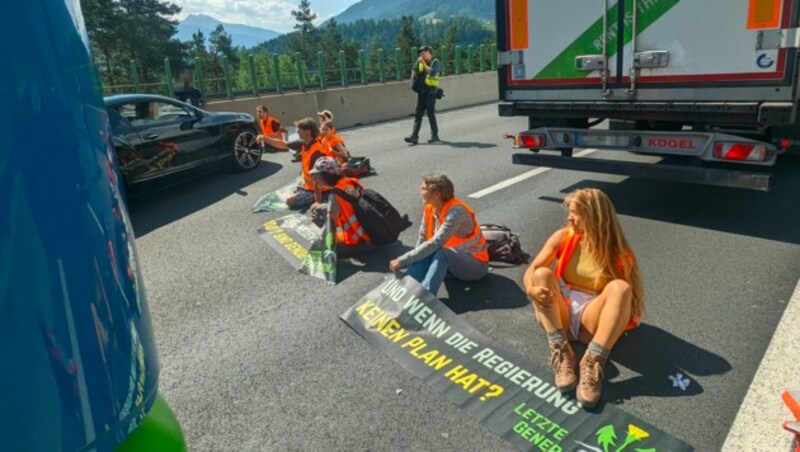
[534,0,681,80]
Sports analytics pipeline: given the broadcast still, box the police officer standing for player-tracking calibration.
[405,45,441,145]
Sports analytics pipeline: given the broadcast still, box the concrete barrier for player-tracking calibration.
[205,72,498,129]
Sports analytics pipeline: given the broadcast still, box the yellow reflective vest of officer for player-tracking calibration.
[418,59,440,88]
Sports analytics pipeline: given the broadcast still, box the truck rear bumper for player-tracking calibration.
[512,153,772,191]
[499,101,794,126]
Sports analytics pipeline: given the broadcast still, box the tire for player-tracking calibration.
[231,128,261,171]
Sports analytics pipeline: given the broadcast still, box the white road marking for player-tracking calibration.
[468,149,597,199]
[723,277,800,451]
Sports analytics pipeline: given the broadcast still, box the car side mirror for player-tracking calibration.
[180,117,199,130]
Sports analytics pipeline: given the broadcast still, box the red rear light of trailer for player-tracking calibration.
[520,133,547,149]
[713,142,768,162]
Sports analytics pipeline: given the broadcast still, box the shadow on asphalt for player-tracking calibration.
[441,272,529,314]
[544,154,800,244]
[599,324,732,405]
[336,241,415,283]
[127,160,283,236]
[436,141,497,149]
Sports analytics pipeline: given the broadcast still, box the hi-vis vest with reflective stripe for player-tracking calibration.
[424,197,488,263]
[554,227,639,331]
[418,59,440,88]
[331,178,369,246]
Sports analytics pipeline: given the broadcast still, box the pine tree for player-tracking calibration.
[395,15,420,56]
[289,0,319,65]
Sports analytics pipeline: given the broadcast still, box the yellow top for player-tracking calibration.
[563,241,609,293]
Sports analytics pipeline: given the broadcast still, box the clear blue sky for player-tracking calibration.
[171,0,359,33]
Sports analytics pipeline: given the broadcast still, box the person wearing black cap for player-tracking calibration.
[405,45,441,145]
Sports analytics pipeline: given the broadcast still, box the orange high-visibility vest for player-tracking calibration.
[300,138,328,191]
[258,116,282,139]
[331,178,370,246]
[554,227,639,330]
[322,133,347,163]
[424,197,488,263]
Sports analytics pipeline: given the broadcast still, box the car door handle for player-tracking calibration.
[143,133,159,140]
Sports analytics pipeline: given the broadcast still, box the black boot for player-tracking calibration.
[405,119,421,145]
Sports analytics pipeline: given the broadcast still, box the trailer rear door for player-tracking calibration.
[500,0,798,102]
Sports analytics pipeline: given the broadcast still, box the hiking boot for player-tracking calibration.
[404,135,419,145]
[550,341,577,392]
[577,353,605,408]
[427,136,441,143]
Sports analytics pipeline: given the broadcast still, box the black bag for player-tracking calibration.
[436,88,445,99]
[341,157,372,178]
[333,186,410,245]
[480,224,524,264]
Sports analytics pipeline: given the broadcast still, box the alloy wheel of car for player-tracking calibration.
[233,130,261,170]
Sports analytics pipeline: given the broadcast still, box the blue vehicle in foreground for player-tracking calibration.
[0,1,184,450]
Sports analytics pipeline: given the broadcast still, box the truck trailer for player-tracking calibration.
[497,0,799,190]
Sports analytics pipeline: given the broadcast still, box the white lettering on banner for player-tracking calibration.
[473,347,580,415]
[401,296,451,338]
[380,279,408,302]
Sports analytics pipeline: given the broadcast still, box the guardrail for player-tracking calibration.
[101,44,498,100]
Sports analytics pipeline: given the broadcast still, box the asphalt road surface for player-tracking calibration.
[128,104,800,451]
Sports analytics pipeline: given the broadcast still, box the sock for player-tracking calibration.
[547,329,566,346]
[587,342,610,361]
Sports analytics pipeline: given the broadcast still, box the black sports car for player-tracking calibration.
[104,94,261,189]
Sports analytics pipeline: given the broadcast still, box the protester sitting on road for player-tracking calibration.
[522,188,644,408]
[284,117,330,209]
[318,109,334,127]
[389,173,488,293]
[321,121,350,164]
[255,105,288,151]
[308,157,378,256]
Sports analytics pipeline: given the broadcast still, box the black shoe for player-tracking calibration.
[404,135,419,145]
[427,136,441,143]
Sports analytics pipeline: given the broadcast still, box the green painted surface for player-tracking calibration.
[116,395,186,452]
[534,0,681,80]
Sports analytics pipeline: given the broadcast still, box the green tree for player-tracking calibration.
[289,0,319,65]
[209,24,238,66]
[81,0,187,90]
[395,15,420,54]
[320,18,344,70]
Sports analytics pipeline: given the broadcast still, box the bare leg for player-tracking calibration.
[525,266,570,335]
[579,279,633,349]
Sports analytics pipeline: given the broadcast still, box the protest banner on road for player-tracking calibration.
[252,177,301,213]
[341,276,693,451]
[258,213,337,284]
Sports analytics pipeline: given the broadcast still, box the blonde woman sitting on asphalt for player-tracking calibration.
[523,188,644,408]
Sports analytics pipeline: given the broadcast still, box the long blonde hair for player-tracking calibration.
[565,188,644,319]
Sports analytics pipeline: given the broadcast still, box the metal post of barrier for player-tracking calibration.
[272,53,281,93]
[163,57,173,97]
[467,45,474,73]
[479,44,486,72]
[222,58,233,98]
[439,46,447,77]
[377,48,385,83]
[248,54,258,95]
[192,58,204,95]
[410,47,417,77]
[295,52,305,91]
[395,47,403,81]
[130,59,140,92]
[317,51,326,89]
[359,49,367,85]
[491,46,498,71]
[455,45,462,75]
[339,50,347,87]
